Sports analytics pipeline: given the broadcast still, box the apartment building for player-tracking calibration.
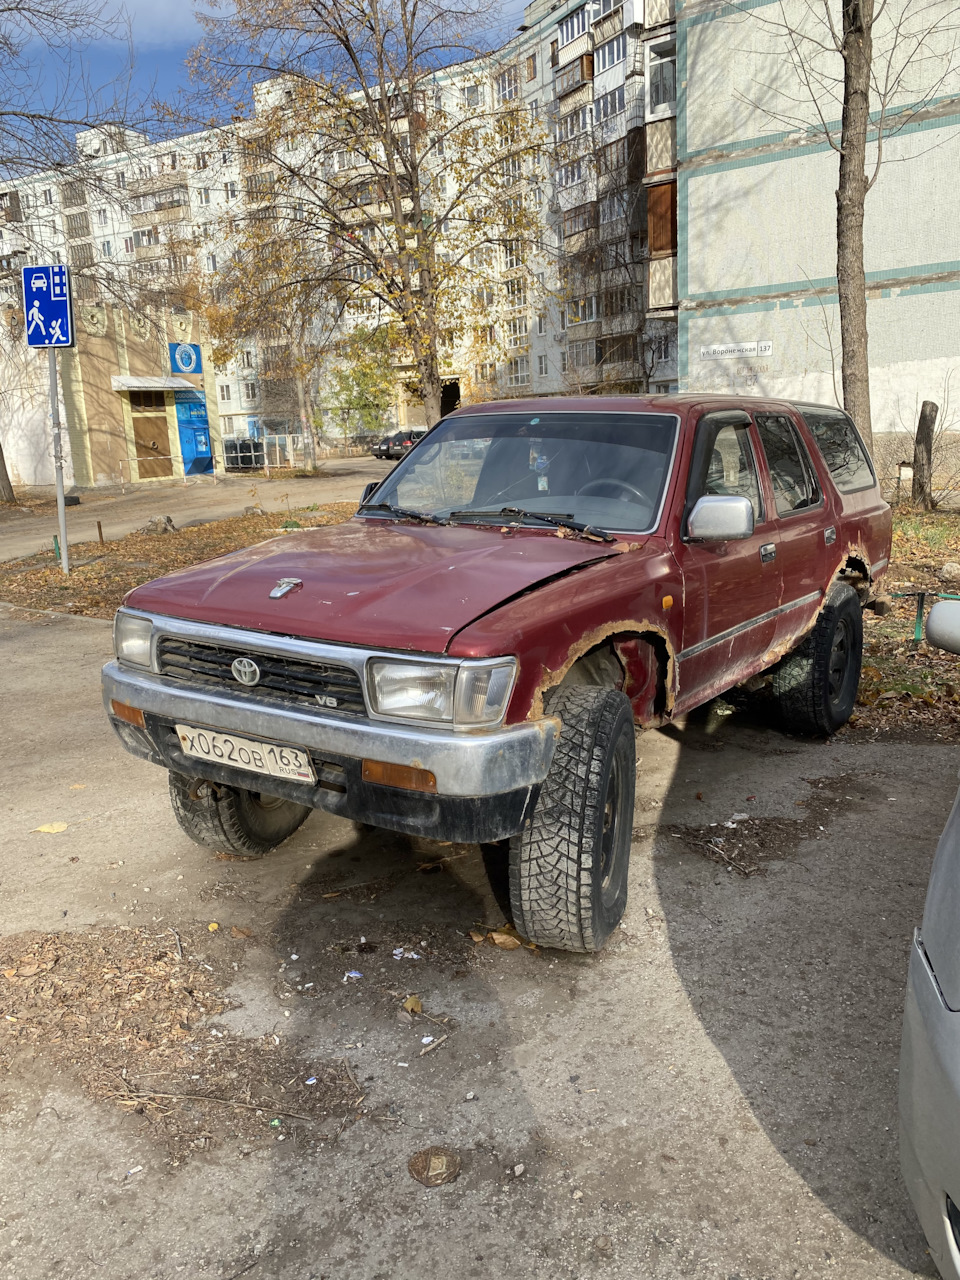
[0,0,683,486]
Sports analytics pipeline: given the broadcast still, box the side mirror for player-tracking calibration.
[927,600,960,654]
[360,481,378,506]
[687,494,755,541]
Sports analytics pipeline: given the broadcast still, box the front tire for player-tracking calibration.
[509,687,636,953]
[772,583,864,735]
[168,773,311,856]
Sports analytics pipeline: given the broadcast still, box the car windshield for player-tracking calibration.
[368,410,679,532]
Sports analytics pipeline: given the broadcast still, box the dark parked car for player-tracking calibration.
[393,429,427,458]
[104,394,890,953]
[371,432,403,459]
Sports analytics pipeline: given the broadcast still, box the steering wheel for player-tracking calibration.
[577,477,649,503]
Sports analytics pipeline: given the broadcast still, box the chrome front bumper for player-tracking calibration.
[102,661,558,798]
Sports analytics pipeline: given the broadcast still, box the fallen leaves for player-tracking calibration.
[32,822,68,834]
[469,923,535,951]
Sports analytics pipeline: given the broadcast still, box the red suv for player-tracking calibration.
[104,396,890,952]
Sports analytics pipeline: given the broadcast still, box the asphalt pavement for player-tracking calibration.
[0,457,390,562]
[0,602,945,1280]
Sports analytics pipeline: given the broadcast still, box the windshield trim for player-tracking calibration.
[420,409,682,536]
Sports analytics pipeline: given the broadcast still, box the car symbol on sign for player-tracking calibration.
[30,274,48,290]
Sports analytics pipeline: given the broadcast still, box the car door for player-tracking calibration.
[752,410,831,653]
[673,409,782,712]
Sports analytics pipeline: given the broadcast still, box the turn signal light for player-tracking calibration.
[110,700,145,729]
[362,759,437,794]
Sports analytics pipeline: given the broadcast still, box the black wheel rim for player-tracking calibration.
[600,747,626,899]
[828,615,853,707]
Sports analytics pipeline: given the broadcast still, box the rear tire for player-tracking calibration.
[509,687,636,953]
[772,583,863,735]
[168,773,311,856]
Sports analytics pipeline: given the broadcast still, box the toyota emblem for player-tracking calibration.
[231,656,261,686]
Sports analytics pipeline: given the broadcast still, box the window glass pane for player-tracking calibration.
[699,423,761,518]
[756,415,819,514]
[378,411,678,532]
[800,408,875,492]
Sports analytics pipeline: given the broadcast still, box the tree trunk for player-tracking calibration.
[836,0,875,452]
[912,400,939,510]
[294,369,317,472]
[0,440,15,504]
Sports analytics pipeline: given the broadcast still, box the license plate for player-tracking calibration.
[175,724,316,783]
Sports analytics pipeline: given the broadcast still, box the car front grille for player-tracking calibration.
[156,637,366,716]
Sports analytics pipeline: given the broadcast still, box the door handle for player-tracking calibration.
[759,543,777,563]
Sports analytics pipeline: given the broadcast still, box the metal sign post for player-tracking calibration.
[22,264,74,575]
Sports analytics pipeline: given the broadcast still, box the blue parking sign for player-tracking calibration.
[22,265,73,348]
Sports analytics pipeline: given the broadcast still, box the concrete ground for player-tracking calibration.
[0,603,948,1280]
[0,457,389,562]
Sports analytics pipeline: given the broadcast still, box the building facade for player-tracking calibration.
[675,0,960,445]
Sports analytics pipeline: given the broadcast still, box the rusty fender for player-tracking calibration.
[526,619,678,725]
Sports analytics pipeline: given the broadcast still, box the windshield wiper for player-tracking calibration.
[449,506,615,543]
[358,502,448,526]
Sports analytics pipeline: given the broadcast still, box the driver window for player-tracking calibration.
[696,423,762,519]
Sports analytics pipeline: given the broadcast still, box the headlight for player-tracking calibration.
[367,658,516,728]
[114,610,154,668]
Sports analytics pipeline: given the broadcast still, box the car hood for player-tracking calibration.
[123,518,624,653]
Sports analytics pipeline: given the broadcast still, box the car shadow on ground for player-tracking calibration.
[650,697,936,1272]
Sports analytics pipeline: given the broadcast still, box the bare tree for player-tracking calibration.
[737,0,960,449]
[192,0,543,424]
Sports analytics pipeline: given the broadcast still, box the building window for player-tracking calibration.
[537,314,546,335]
[116,172,126,189]
[558,5,587,46]
[599,0,623,13]
[225,181,237,200]
[526,53,537,81]
[496,66,519,104]
[562,202,596,236]
[197,188,211,205]
[133,226,158,248]
[647,39,677,116]
[504,240,524,269]
[101,240,112,257]
[243,381,257,400]
[168,151,178,171]
[206,253,217,271]
[566,296,597,325]
[219,384,232,402]
[555,54,593,96]
[560,351,568,372]
[42,188,53,205]
[96,208,107,225]
[196,152,209,169]
[601,137,627,172]
[476,361,496,382]
[599,192,626,224]
[242,350,254,367]
[537,354,549,376]
[220,416,234,434]
[507,316,528,348]
[595,33,626,72]
[568,339,595,367]
[555,158,584,188]
[594,84,626,122]
[505,356,530,386]
[651,334,671,362]
[123,236,134,253]
[462,83,483,108]
[504,278,527,309]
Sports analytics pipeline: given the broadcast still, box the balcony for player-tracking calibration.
[647,256,677,310]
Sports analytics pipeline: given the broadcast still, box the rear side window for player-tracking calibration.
[755,414,822,515]
[799,407,875,493]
